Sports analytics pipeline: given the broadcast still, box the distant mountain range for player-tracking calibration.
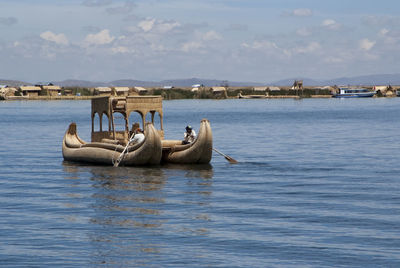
[271,73,400,86]
[0,79,32,87]
[2,73,400,88]
[50,78,263,88]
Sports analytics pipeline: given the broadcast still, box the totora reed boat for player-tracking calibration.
[62,95,213,165]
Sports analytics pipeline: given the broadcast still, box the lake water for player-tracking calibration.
[1,98,400,267]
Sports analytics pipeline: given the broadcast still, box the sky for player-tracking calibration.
[1,0,400,83]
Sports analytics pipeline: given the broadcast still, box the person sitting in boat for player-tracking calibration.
[129,122,140,137]
[130,128,145,144]
[182,125,196,144]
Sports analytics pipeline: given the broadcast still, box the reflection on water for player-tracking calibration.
[162,163,213,179]
[62,161,214,266]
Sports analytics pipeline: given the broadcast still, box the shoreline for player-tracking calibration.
[2,95,397,101]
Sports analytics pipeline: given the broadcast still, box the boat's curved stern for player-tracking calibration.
[163,118,213,164]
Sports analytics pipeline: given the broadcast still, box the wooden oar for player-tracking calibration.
[113,133,135,167]
[213,148,238,164]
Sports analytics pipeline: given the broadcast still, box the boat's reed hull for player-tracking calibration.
[62,122,162,166]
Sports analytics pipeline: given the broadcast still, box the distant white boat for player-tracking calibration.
[333,88,375,98]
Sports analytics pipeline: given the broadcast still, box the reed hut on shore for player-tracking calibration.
[253,86,268,92]
[64,89,73,96]
[373,85,396,97]
[210,87,228,98]
[0,85,17,97]
[94,87,112,96]
[20,86,41,97]
[42,85,62,96]
[268,86,280,91]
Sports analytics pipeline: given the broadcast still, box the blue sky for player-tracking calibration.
[1,0,400,83]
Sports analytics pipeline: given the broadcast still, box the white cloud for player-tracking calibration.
[359,38,375,51]
[138,18,181,33]
[82,0,112,7]
[378,28,399,45]
[242,40,279,50]
[322,19,341,30]
[138,19,156,32]
[379,28,389,36]
[296,27,312,37]
[157,21,181,33]
[111,46,133,54]
[202,30,222,41]
[324,56,346,64]
[292,8,312,17]
[293,42,321,54]
[106,1,136,14]
[181,41,204,52]
[40,31,69,45]
[83,29,115,46]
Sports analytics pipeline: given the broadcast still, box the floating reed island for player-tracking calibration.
[1,81,399,100]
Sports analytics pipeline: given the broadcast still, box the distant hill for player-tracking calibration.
[157,78,264,87]
[51,79,109,88]
[0,79,32,87]
[271,78,323,86]
[109,79,160,87]
[271,74,400,86]
[324,74,400,86]
[52,78,265,88]
[3,73,400,88]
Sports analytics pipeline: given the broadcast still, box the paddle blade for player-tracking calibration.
[225,156,238,164]
[213,148,238,164]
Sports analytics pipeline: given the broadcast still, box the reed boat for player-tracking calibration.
[63,122,162,165]
[62,95,163,166]
[62,94,213,165]
[161,119,213,164]
[237,92,267,99]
